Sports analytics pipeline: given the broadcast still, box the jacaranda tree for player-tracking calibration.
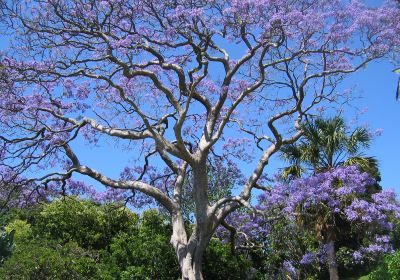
[0,1,399,278]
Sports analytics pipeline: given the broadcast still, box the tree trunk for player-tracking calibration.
[326,240,339,280]
[171,214,211,280]
[170,162,213,280]
[179,239,206,280]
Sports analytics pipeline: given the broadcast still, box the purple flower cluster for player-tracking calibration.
[300,252,317,265]
[258,166,399,228]
[352,234,394,263]
[255,166,400,267]
[282,260,297,277]
[0,167,49,209]
[215,211,270,246]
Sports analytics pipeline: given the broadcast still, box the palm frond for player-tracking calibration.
[281,165,303,181]
[280,116,378,179]
[347,127,371,154]
[280,144,303,162]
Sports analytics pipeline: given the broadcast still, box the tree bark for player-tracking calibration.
[171,215,212,280]
[326,239,339,280]
[170,161,214,280]
[180,236,207,280]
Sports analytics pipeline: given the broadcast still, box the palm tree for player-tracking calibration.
[280,116,380,182]
[280,117,381,280]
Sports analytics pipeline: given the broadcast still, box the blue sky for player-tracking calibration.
[15,57,400,195]
[265,59,400,192]
[247,60,400,195]
[346,60,400,191]
[227,58,400,193]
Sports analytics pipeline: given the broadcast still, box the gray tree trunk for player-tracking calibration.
[326,239,339,280]
[171,215,212,280]
[171,161,214,280]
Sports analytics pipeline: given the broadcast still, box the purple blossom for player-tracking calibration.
[300,252,316,265]
[374,128,384,136]
[353,251,362,262]
[376,235,390,244]
[258,166,399,229]
[353,240,393,263]
[283,260,297,277]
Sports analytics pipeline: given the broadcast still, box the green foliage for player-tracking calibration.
[0,240,113,280]
[0,210,18,228]
[0,229,13,265]
[390,218,400,250]
[203,239,252,280]
[35,197,138,249]
[105,209,180,279]
[0,198,141,279]
[367,251,400,280]
[0,196,397,279]
[0,197,254,279]
[5,219,32,244]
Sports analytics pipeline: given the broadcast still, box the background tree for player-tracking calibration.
[0,1,399,278]
[259,166,399,280]
[277,117,387,279]
[367,251,400,280]
[0,229,13,266]
[218,166,400,279]
[280,117,380,182]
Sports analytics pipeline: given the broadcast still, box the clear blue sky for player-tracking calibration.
[346,60,400,191]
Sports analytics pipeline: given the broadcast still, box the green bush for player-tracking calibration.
[0,229,14,265]
[35,197,138,249]
[0,198,258,279]
[0,240,113,280]
[367,251,400,280]
[105,210,180,279]
[5,219,32,244]
[203,238,252,280]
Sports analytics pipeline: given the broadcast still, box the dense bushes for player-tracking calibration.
[0,197,252,279]
[1,196,399,279]
[367,251,400,280]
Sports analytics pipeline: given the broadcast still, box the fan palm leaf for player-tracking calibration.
[280,117,379,181]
